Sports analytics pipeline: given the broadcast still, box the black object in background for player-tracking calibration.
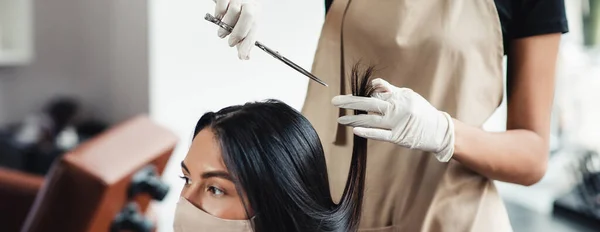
[45,97,80,138]
[110,202,154,232]
[76,119,109,143]
[128,165,170,201]
[23,146,64,176]
[0,96,110,176]
[553,150,600,229]
[0,130,25,170]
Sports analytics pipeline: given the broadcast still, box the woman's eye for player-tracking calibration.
[179,175,191,185]
[207,186,225,196]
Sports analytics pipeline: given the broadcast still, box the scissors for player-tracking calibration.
[204,13,328,87]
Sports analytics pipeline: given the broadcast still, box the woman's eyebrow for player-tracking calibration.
[201,171,233,181]
[181,160,232,181]
[181,161,190,173]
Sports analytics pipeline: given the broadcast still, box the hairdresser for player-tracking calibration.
[214,0,568,231]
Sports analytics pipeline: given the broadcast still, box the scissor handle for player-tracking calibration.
[205,14,234,33]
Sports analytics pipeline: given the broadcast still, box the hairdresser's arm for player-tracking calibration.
[452,33,561,186]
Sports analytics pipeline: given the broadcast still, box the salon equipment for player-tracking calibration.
[110,202,154,232]
[1,115,177,232]
[128,165,169,201]
[0,167,44,232]
[113,164,169,232]
[204,13,329,87]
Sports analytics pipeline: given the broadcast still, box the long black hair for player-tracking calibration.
[192,64,375,232]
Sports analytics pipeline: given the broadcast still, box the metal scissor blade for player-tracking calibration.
[204,13,328,87]
[254,42,328,87]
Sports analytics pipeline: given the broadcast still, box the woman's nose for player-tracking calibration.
[180,184,203,208]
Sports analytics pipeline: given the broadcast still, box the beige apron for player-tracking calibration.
[302,0,511,231]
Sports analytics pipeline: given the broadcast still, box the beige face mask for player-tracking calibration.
[173,197,254,232]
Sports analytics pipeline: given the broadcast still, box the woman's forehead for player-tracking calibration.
[185,129,227,172]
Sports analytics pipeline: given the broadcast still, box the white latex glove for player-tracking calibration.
[214,0,260,60]
[332,78,455,162]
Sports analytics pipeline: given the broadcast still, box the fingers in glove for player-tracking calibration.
[236,26,256,60]
[338,114,387,129]
[229,3,255,47]
[371,78,393,93]
[372,91,393,101]
[219,0,242,38]
[214,0,230,19]
[372,78,415,99]
[353,127,393,142]
[331,95,390,114]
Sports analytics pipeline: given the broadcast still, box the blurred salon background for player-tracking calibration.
[0,0,599,231]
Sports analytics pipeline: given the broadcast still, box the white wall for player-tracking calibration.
[0,0,149,125]
[0,0,82,125]
[149,0,324,231]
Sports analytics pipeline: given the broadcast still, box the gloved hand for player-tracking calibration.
[213,0,260,60]
[332,78,455,162]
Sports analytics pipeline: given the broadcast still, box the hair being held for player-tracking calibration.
[192,63,376,232]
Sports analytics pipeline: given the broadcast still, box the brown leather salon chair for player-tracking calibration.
[0,115,178,232]
[0,167,44,232]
